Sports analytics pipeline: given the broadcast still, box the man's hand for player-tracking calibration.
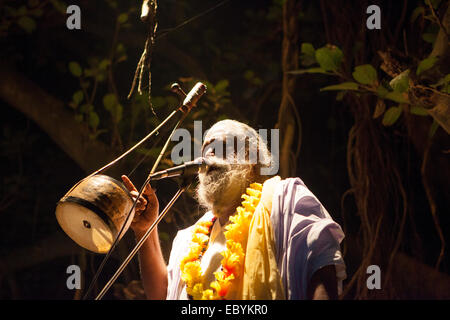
[307,265,338,300]
[121,175,167,300]
[121,175,159,235]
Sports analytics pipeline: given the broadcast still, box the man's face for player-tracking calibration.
[196,130,254,219]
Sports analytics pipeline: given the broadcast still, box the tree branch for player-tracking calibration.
[0,64,122,175]
[277,0,300,178]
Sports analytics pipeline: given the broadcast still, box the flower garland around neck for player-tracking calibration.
[180,182,263,300]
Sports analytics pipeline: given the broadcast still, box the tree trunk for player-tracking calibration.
[0,64,121,175]
[277,0,300,178]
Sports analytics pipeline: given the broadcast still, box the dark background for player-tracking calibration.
[0,0,449,299]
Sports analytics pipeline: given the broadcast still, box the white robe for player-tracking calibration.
[166,177,346,300]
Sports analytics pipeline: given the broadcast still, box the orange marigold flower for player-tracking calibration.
[180,184,262,300]
[194,224,210,235]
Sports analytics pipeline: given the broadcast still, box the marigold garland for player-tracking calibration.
[180,182,263,300]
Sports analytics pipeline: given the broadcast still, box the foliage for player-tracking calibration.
[291,38,448,136]
[288,1,449,138]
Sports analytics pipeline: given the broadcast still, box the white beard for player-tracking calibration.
[197,160,253,220]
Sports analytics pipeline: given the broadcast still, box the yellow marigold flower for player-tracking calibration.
[236,206,246,216]
[242,194,260,207]
[249,182,263,191]
[214,270,235,282]
[201,289,217,300]
[211,277,232,298]
[190,242,203,255]
[221,250,244,277]
[194,224,210,235]
[181,261,202,285]
[242,200,256,212]
[190,282,205,300]
[192,233,209,246]
[180,181,263,300]
[226,240,244,255]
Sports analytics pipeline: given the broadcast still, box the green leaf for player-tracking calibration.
[352,64,378,85]
[50,0,67,14]
[382,106,403,126]
[215,79,229,93]
[165,95,179,107]
[217,114,229,121]
[159,232,170,242]
[320,82,359,91]
[410,6,424,23]
[410,105,429,116]
[433,74,450,87]
[389,70,410,93]
[96,73,105,82]
[435,74,450,93]
[288,67,329,75]
[422,33,437,44]
[72,90,84,106]
[116,43,126,56]
[152,96,166,109]
[106,0,118,9]
[102,93,122,122]
[376,85,389,98]
[385,91,409,103]
[117,13,128,24]
[115,104,123,123]
[315,45,343,72]
[244,70,255,80]
[301,43,315,57]
[99,59,110,70]
[79,104,93,114]
[417,57,438,75]
[103,93,117,111]
[17,16,36,33]
[68,61,82,77]
[300,43,316,66]
[88,111,100,130]
[443,85,450,94]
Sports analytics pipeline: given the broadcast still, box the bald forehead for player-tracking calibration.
[201,121,258,158]
[204,121,255,142]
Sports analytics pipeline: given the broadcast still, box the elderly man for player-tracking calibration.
[121,119,346,300]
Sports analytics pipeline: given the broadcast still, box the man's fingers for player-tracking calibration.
[121,175,137,192]
[129,190,147,209]
[143,182,156,197]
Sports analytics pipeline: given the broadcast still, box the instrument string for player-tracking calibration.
[156,0,231,41]
[82,109,178,299]
[83,109,189,300]
[80,0,225,301]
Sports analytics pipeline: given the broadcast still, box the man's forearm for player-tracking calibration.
[135,227,168,300]
[307,265,338,300]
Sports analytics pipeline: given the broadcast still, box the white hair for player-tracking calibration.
[203,119,273,179]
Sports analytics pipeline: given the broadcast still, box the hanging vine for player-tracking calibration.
[128,0,159,118]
